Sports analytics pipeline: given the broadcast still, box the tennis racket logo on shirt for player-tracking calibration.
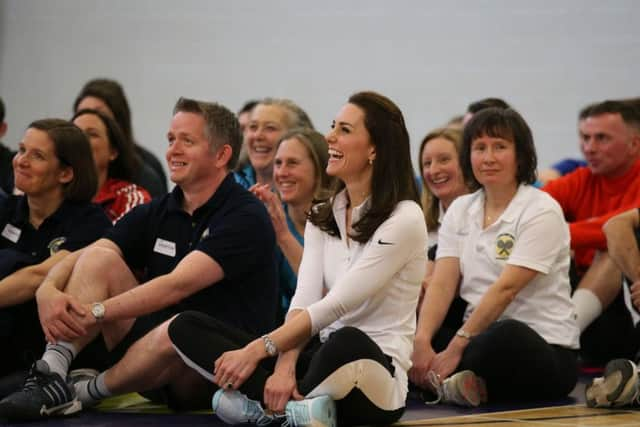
[47,237,67,255]
[495,233,514,260]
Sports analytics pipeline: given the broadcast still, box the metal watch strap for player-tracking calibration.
[261,334,278,357]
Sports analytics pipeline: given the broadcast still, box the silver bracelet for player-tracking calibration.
[456,328,473,340]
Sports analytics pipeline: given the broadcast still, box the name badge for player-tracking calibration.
[1,224,21,243]
[153,238,176,257]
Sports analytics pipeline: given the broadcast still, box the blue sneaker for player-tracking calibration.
[0,360,81,421]
[211,389,274,425]
[284,395,336,427]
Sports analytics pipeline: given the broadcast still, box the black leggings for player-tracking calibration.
[433,318,578,402]
[168,311,404,426]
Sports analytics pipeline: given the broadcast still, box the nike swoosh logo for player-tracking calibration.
[378,239,394,245]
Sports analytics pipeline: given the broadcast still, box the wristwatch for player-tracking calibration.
[261,334,278,357]
[91,302,105,321]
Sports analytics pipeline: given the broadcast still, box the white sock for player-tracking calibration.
[76,372,112,404]
[573,288,603,332]
[41,341,78,378]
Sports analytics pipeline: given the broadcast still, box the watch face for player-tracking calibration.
[92,303,105,319]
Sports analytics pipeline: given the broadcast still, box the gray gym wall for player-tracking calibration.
[1,0,638,188]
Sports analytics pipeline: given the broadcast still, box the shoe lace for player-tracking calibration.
[245,400,274,426]
[22,363,48,391]
[282,402,309,427]
[423,370,443,405]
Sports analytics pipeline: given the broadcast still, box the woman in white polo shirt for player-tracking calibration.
[409,107,579,406]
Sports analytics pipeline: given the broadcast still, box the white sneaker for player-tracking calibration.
[586,359,639,408]
[283,395,336,427]
[211,389,274,426]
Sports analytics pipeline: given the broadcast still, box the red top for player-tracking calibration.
[543,159,640,271]
[93,178,151,224]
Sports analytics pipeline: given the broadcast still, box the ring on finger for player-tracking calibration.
[226,382,234,389]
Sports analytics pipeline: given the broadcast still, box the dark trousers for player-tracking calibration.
[169,311,404,426]
[430,298,578,402]
[0,301,45,376]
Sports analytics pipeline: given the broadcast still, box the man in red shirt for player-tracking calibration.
[544,99,640,364]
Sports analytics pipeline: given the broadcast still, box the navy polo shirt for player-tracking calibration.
[106,173,278,335]
[0,196,111,278]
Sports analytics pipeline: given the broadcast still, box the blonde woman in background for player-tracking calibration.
[417,127,470,311]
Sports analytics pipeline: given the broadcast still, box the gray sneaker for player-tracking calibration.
[586,359,639,408]
[425,370,488,407]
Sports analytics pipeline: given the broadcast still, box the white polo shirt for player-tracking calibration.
[437,184,579,349]
[290,190,428,403]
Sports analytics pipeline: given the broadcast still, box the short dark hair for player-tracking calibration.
[310,91,419,243]
[73,78,134,142]
[467,97,511,114]
[238,100,259,115]
[621,97,640,112]
[27,119,98,202]
[579,100,640,132]
[461,107,537,188]
[173,97,242,170]
[0,97,5,123]
[72,108,140,181]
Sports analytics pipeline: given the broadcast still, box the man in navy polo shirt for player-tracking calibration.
[0,97,278,420]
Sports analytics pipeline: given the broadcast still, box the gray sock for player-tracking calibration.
[41,341,77,378]
[76,372,112,404]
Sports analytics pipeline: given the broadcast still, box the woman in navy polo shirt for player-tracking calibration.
[0,119,111,378]
[250,128,332,323]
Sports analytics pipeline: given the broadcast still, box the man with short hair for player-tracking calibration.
[544,99,640,365]
[0,97,278,420]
